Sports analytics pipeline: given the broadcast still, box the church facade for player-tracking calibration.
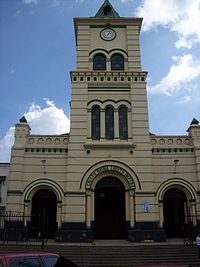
[5,1,200,242]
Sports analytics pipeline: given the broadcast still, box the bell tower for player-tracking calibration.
[69,0,150,144]
[65,0,153,241]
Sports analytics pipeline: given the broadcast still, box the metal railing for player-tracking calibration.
[0,212,48,247]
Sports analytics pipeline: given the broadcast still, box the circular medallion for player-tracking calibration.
[100,28,116,41]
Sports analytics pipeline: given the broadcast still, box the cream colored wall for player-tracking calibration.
[6,129,69,217]
[6,14,200,230]
[66,17,200,225]
[90,27,127,53]
[76,19,142,72]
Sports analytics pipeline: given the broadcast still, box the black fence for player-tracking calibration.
[0,212,47,246]
[0,212,199,245]
[183,213,200,247]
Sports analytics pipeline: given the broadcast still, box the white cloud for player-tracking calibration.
[176,95,191,104]
[53,0,72,7]
[135,0,179,30]
[22,0,39,4]
[0,128,15,163]
[29,10,35,15]
[25,98,70,134]
[0,99,70,163]
[135,0,200,49]
[120,0,134,2]
[148,54,200,95]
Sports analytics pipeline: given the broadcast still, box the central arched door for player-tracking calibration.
[163,188,187,238]
[31,189,57,239]
[94,177,126,239]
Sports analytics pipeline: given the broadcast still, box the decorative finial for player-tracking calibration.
[190,118,199,125]
[19,116,27,123]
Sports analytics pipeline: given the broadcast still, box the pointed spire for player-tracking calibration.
[95,0,120,18]
[190,118,199,125]
[19,116,28,123]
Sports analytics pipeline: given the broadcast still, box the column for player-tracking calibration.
[101,109,105,139]
[57,202,62,228]
[23,203,29,227]
[158,200,164,227]
[115,108,119,139]
[86,191,91,228]
[129,191,135,228]
[191,202,197,226]
[87,109,91,139]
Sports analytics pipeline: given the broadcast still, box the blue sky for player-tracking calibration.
[0,0,200,162]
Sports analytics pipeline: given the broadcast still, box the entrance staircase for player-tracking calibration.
[0,240,199,267]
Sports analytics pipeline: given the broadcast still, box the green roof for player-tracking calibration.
[190,118,199,125]
[95,0,120,18]
[19,116,27,123]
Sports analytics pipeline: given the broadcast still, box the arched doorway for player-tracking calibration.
[163,188,187,238]
[30,189,57,239]
[94,177,126,239]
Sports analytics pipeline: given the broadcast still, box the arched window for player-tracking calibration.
[92,106,100,140]
[104,5,111,16]
[93,53,106,70]
[111,53,124,70]
[105,106,114,140]
[119,106,128,140]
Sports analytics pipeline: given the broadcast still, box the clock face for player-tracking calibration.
[100,29,116,41]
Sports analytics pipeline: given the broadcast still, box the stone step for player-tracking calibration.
[0,243,198,267]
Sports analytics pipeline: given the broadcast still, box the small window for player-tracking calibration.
[119,106,128,140]
[111,53,124,70]
[105,106,114,140]
[92,106,101,140]
[93,53,106,70]
[104,5,111,16]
